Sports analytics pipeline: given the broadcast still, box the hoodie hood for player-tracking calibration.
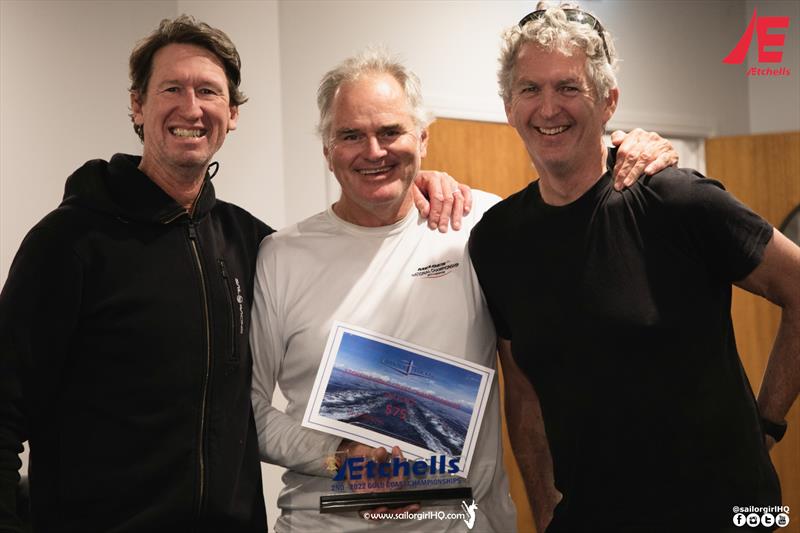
[61,153,217,223]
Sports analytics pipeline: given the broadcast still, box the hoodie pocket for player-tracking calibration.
[218,258,242,364]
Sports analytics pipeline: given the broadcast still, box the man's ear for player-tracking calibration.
[323,144,333,172]
[130,91,144,126]
[504,101,516,128]
[228,105,239,132]
[603,87,619,123]
[419,128,429,159]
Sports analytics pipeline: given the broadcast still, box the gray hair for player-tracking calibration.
[498,1,618,104]
[317,47,432,147]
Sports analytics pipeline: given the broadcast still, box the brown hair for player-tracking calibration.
[128,14,247,141]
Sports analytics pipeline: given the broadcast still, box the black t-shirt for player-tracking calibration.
[469,163,778,531]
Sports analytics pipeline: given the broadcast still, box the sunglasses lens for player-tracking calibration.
[517,8,610,63]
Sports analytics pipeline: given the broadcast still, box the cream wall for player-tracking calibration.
[0,0,171,286]
[1,0,798,531]
[746,0,800,134]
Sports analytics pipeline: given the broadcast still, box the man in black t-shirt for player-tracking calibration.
[469,6,800,532]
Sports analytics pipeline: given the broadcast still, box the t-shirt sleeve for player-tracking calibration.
[649,169,774,283]
[469,213,513,340]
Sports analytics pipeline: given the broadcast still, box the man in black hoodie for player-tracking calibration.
[0,15,272,533]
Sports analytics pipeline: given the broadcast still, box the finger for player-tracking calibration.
[615,135,649,189]
[610,129,626,146]
[612,133,633,187]
[643,147,678,175]
[643,152,668,175]
[613,149,636,190]
[348,443,370,458]
[668,148,679,167]
[458,184,472,215]
[425,175,445,230]
[372,446,390,463]
[448,181,464,231]
[411,181,430,218]
[394,503,421,514]
[389,446,407,488]
[622,156,649,188]
[437,187,454,233]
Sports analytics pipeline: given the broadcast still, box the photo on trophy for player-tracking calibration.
[303,322,494,477]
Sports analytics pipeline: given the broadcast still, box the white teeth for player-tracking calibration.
[537,126,569,135]
[171,128,205,138]
[359,166,392,175]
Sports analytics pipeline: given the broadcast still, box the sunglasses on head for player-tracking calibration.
[518,8,611,63]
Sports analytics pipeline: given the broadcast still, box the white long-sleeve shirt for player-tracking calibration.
[250,191,516,532]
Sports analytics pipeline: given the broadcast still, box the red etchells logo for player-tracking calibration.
[723,7,791,77]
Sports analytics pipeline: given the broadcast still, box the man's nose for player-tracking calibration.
[364,135,387,159]
[539,90,559,119]
[178,90,203,119]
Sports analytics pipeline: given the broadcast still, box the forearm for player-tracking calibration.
[253,398,342,477]
[505,385,559,530]
[757,304,800,425]
[736,230,800,429]
[499,340,559,531]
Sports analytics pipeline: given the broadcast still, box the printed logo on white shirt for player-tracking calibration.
[411,260,460,279]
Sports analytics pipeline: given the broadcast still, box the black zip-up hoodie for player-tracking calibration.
[0,154,272,532]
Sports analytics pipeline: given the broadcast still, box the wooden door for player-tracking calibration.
[706,131,800,533]
[426,118,538,198]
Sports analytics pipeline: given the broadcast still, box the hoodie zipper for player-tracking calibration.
[188,221,211,516]
[218,258,237,361]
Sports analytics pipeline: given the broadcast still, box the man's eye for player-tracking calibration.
[381,130,401,138]
[561,86,579,94]
[521,85,539,94]
[163,87,180,93]
[341,133,361,142]
[199,88,219,96]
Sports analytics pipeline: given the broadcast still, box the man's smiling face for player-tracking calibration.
[131,43,238,176]
[324,72,428,224]
[505,42,617,177]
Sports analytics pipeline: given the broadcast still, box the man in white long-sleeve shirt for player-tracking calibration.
[250,48,514,532]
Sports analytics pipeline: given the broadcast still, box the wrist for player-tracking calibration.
[760,416,787,443]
